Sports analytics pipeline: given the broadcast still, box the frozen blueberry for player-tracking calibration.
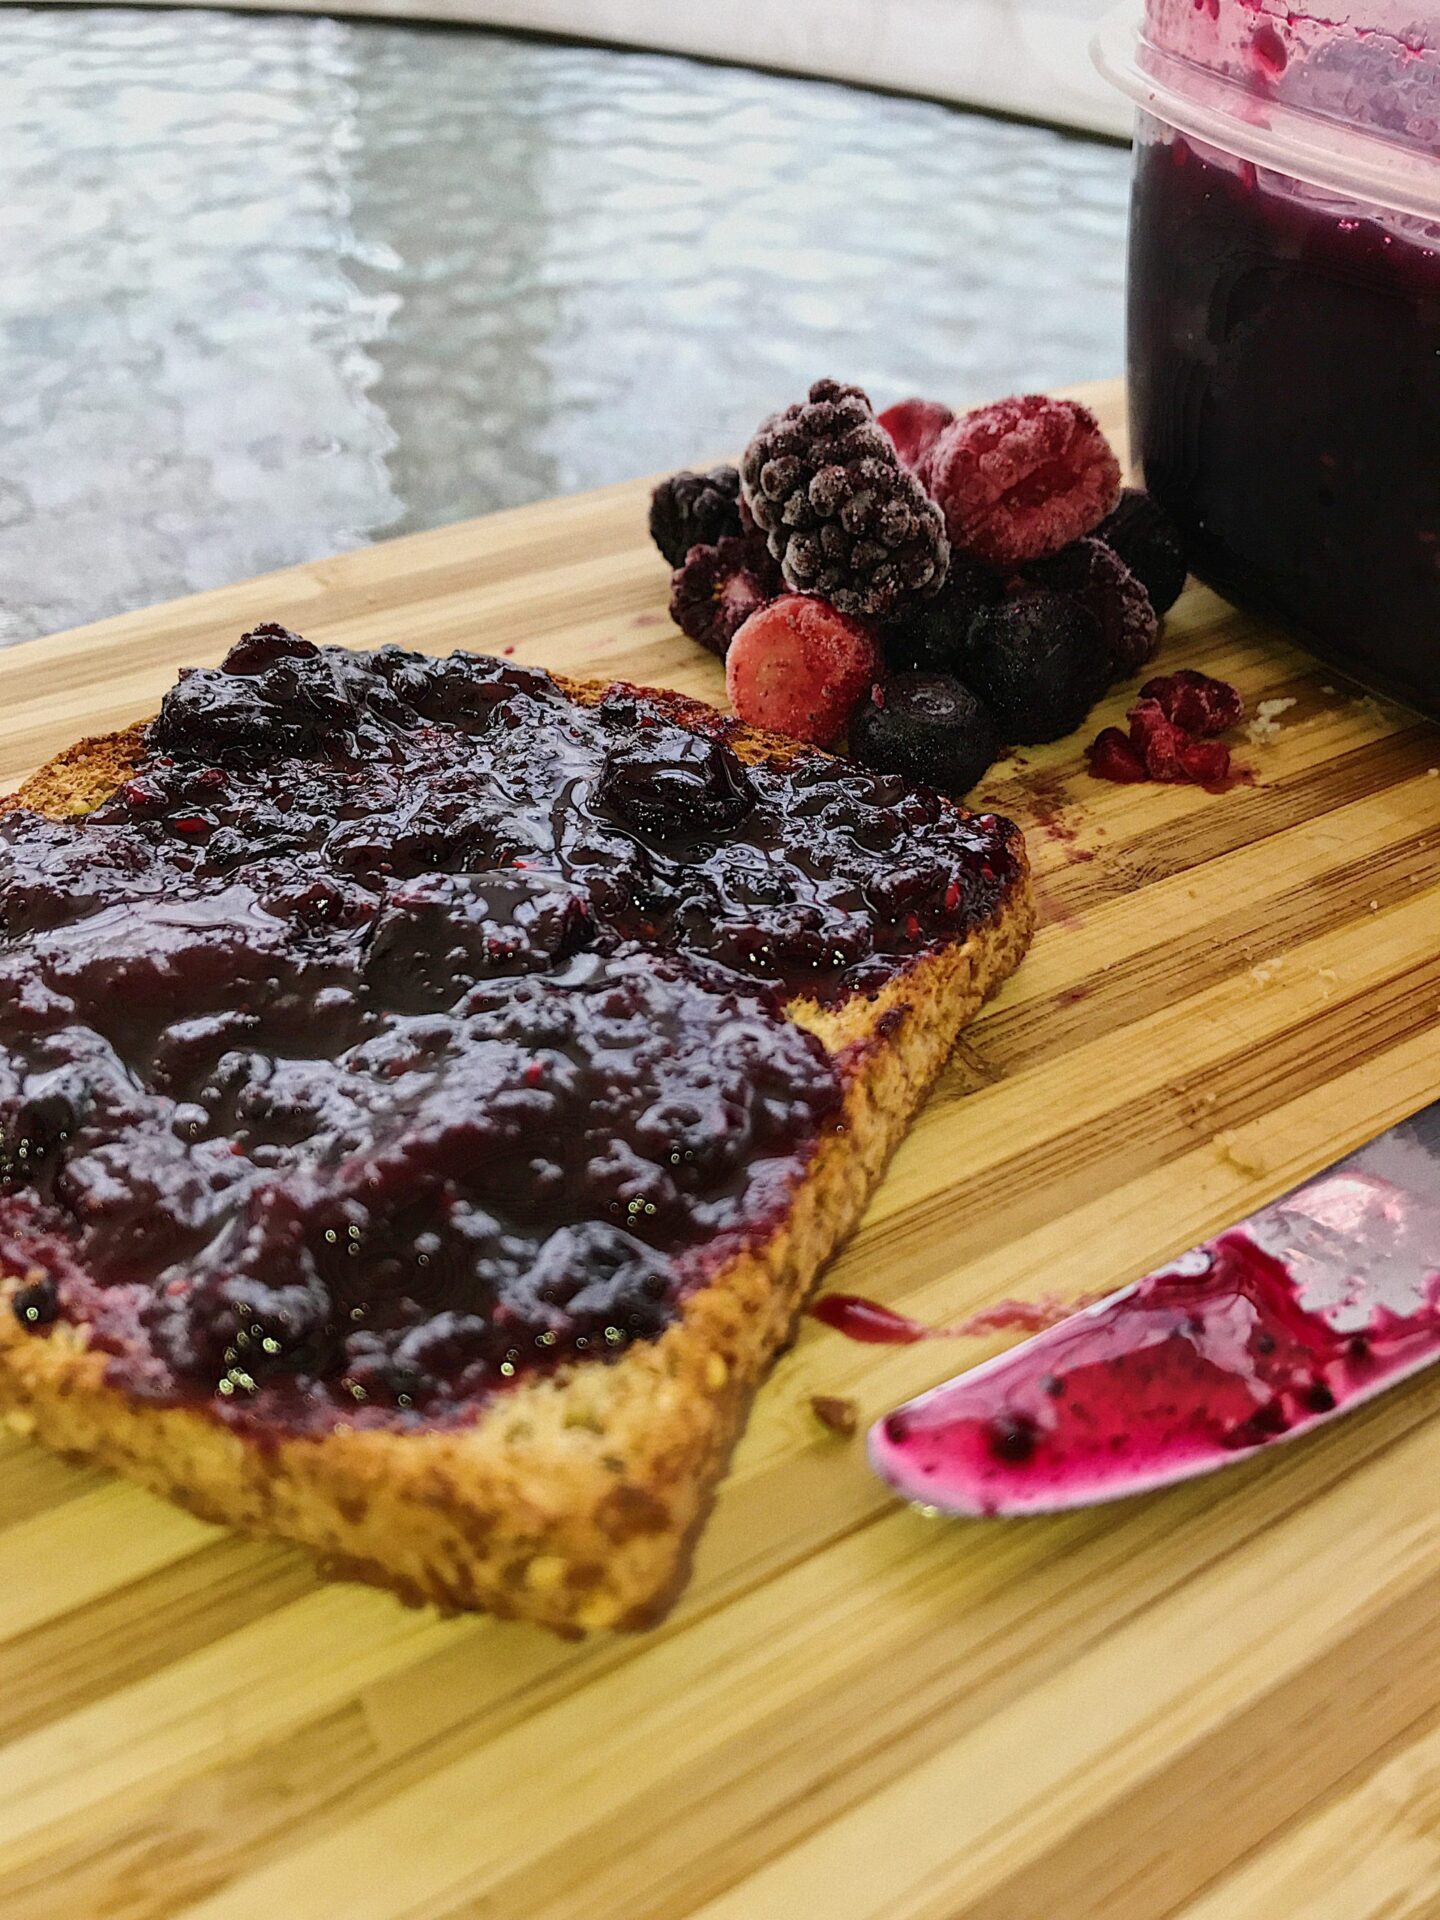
[877,557,1005,675]
[966,589,1109,744]
[849,673,999,796]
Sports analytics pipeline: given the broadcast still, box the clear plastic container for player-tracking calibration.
[1094,3,1440,716]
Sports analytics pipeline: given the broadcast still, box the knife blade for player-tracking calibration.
[868,1098,1440,1516]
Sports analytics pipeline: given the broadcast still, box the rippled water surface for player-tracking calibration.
[0,9,1129,642]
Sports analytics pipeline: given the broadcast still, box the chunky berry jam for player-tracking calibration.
[0,630,1019,1435]
[1129,133,1440,716]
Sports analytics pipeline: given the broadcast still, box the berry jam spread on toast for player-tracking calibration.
[0,629,1022,1438]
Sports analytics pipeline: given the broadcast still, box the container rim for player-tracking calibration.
[1093,3,1440,225]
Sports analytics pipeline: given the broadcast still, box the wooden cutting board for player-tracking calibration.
[2,382,1439,1920]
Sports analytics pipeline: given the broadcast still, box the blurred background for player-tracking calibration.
[0,1,1129,644]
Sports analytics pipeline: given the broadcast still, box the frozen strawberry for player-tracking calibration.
[1139,668,1244,736]
[925,394,1123,568]
[725,594,880,745]
[878,397,955,475]
[1086,726,1148,783]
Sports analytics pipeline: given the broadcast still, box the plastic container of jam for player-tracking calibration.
[1094,3,1440,716]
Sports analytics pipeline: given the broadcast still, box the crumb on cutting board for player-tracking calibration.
[1246,697,1297,746]
[1215,1129,1270,1178]
[810,1394,859,1439]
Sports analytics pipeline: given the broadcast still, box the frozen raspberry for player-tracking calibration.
[1139,669,1244,736]
[1026,537,1159,682]
[1086,726,1148,783]
[878,397,954,475]
[740,379,949,619]
[849,673,999,797]
[725,593,881,745]
[648,467,744,568]
[669,534,782,659]
[877,556,1005,674]
[1178,737,1234,786]
[1096,489,1188,615]
[1127,697,1190,780]
[924,394,1122,568]
[1088,673,1242,788]
[965,588,1109,744]
[1127,698,1235,786]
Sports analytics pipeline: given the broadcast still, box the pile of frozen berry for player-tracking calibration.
[649,379,1194,797]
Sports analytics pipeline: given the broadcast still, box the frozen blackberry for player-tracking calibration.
[649,467,744,568]
[669,534,781,659]
[966,589,1109,744]
[849,673,999,796]
[740,379,949,620]
[1095,489,1188,615]
[1026,536,1159,682]
[877,556,1005,674]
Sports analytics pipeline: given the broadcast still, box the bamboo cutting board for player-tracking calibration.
[2,383,1440,1920]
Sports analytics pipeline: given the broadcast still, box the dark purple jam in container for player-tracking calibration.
[1128,129,1440,715]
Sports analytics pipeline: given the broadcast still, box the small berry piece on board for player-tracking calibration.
[925,394,1122,568]
[1139,668,1244,736]
[1086,726,1148,783]
[726,593,881,745]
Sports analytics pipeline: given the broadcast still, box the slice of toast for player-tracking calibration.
[0,648,1032,1633]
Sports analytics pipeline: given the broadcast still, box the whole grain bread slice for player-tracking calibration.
[0,677,1032,1634]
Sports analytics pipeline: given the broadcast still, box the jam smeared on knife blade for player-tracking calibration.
[870,1168,1440,1515]
[0,630,1020,1435]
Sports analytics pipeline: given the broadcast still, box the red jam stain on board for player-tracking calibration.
[868,1228,1440,1515]
[1018,769,1096,866]
[810,1290,1094,1345]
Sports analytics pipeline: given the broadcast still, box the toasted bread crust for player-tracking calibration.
[0,679,1033,1632]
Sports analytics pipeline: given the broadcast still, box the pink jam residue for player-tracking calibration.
[869,1161,1440,1515]
[810,1291,1091,1346]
